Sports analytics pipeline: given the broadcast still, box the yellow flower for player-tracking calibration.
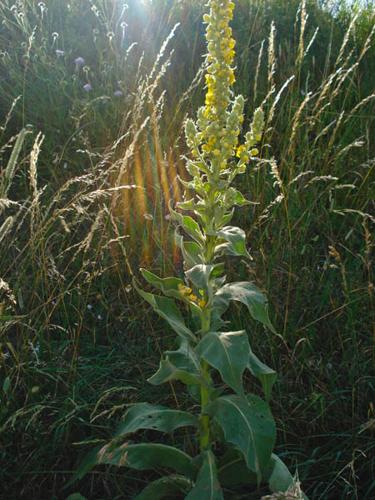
[236,145,246,158]
[228,71,236,84]
[178,284,193,296]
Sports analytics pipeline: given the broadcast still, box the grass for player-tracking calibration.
[0,0,374,498]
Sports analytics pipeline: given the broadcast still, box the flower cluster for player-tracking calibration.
[178,284,206,309]
[203,0,236,123]
[184,0,264,178]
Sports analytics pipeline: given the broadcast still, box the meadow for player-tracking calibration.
[0,0,374,498]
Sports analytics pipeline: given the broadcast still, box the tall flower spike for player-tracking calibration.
[187,0,263,180]
[80,2,302,498]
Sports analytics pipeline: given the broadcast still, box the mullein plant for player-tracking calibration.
[76,1,305,498]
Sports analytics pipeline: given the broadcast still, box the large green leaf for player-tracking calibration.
[148,358,202,386]
[140,269,185,300]
[76,443,196,480]
[215,226,251,258]
[208,394,276,483]
[218,448,257,487]
[134,283,196,343]
[248,348,277,401]
[165,340,201,374]
[224,187,251,208]
[186,264,215,292]
[214,281,276,333]
[135,475,193,500]
[175,231,204,268]
[171,210,205,245]
[115,403,197,437]
[186,451,224,500]
[267,454,295,493]
[176,198,198,211]
[185,264,224,306]
[196,331,249,395]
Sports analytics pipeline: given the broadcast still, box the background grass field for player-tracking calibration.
[0,0,374,498]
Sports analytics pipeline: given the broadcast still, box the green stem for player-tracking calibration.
[200,360,211,451]
[199,308,212,452]
[199,217,217,452]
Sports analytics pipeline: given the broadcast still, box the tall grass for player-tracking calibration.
[0,0,374,498]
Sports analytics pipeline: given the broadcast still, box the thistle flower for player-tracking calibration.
[74,56,85,67]
[83,83,92,92]
[113,89,123,97]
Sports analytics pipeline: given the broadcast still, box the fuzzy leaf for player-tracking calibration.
[134,283,196,343]
[115,403,197,436]
[135,475,193,500]
[196,331,249,395]
[248,349,277,401]
[140,269,185,300]
[267,454,295,493]
[186,264,215,291]
[224,188,251,207]
[215,226,251,258]
[76,443,196,480]
[186,451,224,500]
[218,209,234,227]
[185,264,222,302]
[175,231,204,268]
[166,340,201,373]
[208,394,276,483]
[148,358,202,386]
[176,198,196,211]
[218,448,257,487]
[171,210,205,244]
[214,281,276,333]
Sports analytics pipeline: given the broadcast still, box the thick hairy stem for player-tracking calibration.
[199,220,217,452]
[199,308,212,452]
[199,360,211,451]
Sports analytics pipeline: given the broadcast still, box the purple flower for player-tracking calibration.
[83,83,92,92]
[74,56,85,66]
[113,90,123,97]
[56,49,65,57]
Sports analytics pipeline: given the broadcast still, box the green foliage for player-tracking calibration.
[196,331,250,395]
[186,451,224,499]
[0,0,374,498]
[77,442,196,478]
[74,1,304,497]
[115,403,198,436]
[135,475,193,499]
[208,394,276,482]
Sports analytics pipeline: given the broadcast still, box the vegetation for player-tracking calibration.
[0,0,374,498]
